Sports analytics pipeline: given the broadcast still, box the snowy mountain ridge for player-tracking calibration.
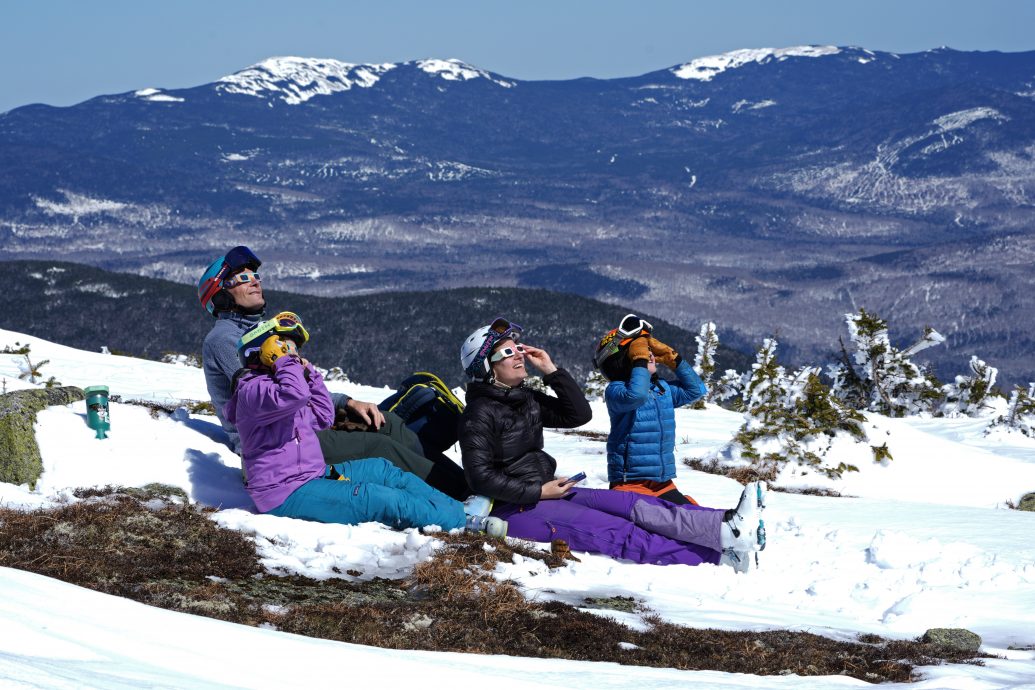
[214,56,514,104]
[216,57,400,104]
[671,45,842,81]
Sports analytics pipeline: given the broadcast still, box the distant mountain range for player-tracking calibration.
[0,260,752,388]
[1,46,1033,386]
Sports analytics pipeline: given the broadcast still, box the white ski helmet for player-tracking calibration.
[460,317,523,380]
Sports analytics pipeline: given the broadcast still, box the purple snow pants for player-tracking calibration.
[492,488,724,566]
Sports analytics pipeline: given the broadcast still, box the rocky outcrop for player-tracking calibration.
[0,386,84,487]
[921,628,982,652]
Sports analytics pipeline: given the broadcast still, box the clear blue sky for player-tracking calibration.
[2,0,1034,113]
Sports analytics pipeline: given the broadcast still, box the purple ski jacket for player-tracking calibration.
[224,357,335,512]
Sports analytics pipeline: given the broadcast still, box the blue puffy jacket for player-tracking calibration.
[604,359,707,483]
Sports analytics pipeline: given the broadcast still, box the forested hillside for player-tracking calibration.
[1,261,750,387]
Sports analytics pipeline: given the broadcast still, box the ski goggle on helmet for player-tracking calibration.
[236,312,310,365]
[197,246,262,315]
[460,317,523,379]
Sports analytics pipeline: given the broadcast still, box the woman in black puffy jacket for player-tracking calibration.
[457,317,766,569]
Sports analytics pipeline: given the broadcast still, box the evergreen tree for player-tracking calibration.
[743,339,787,426]
[830,308,944,417]
[727,340,867,480]
[583,370,608,401]
[693,322,719,388]
[711,369,746,410]
[989,383,1035,437]
[690,322,720,409]
[941,356,998,417]
[523,375,550,394]
[321,366,350,382]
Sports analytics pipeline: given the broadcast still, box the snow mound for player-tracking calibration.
[416,59,515,88]
[672,46,841,81]
[217,57,397,104]
[133,88,184,103]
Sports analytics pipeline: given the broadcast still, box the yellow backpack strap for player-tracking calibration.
[413,371,464,411]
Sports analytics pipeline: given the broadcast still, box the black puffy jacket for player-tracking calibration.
[459,368,593,505]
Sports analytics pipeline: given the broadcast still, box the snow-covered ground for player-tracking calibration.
[1,328,1034,689]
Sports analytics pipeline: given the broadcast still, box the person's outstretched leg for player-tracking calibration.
[424,452,471,501]
[493,498,720,566]
[567,488,725,554]
[317,429,435,478]
[375,411,424,454]
[329,458,466,530]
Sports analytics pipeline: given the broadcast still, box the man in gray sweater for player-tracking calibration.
[199,246,469,500]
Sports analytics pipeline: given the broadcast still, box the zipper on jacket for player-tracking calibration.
[654,390,664,458]
[294,429,302,470]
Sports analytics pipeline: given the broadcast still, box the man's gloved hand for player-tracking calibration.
[648,337,679,369]
[626,337,651,363]
[260,336,293,367]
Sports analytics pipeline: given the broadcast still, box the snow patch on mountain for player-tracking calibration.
[933,107,1008,132]
[73,283,132,299]
[672,46,841,81]
[416,59,515,88]
[732,99,776,113]
[217,57,397,104]
[133,88,184,103]
[34,191,127,217]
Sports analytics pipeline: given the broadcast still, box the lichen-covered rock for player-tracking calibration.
[0,386,84,487]
[921,627,982,652]
[1018,492,1035,512]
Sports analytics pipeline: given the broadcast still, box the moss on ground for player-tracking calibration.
[0,487,993,682]
[0,386,84,487]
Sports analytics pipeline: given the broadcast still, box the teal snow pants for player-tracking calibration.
[267,457,466,531]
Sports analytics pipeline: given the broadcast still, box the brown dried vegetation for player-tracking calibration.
[0,487,989,682]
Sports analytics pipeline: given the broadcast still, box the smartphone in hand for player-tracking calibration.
[564,471,587,486]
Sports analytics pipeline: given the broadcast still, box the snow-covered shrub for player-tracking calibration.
[320,366,350,382]
[711,369,746,410]
[940,356,998,417]
[523,376,550,394]
[829,308,944,417]
[989,383,1035,437]
[160,352,201,368]
[689,322,720,409]
[722,339,868,480]
[583,370,608,401]
[693,322,718,388]
[9,344,59,387]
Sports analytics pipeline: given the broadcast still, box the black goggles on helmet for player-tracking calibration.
[489,317,523,341]
[224,246,261,274]
[469,317,524,378]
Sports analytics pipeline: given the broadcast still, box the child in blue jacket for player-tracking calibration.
[595,315,707,505]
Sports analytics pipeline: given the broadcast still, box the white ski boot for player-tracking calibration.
[719,548,754,574]
[720,480,767,554]
[465,514,508,538]
[463,494,493,518]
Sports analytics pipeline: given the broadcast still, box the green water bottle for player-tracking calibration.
[84,385,110,439]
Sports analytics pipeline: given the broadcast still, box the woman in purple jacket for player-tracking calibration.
[458,317,766,571]
[225,313,467,531]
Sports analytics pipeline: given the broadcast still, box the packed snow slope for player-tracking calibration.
[1,328,1034,689]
